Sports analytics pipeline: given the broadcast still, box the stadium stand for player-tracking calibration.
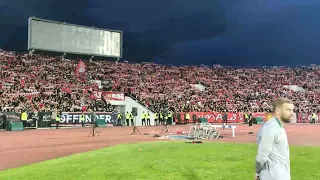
[0,49,319,116]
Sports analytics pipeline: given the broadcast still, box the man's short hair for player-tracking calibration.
[272,98,294,112]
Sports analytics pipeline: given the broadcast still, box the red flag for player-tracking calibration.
[20,79,25,88]
[90,93,97,100]
[7,56,14,65]
[75,60,86,82]
[27,95,32,101]
[66,88,72,94]
[75,60,86,77]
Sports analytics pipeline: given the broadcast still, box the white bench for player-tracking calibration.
[211,125,237,138]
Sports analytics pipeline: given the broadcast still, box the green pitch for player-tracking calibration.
[0,141,319,180]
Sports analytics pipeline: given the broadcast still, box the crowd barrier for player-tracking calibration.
[0,112,24,130]
[0,111,117,129]
[176,112,265,123]
[296,112,320,123]
[176,112,319,123]
[0,111,319,129]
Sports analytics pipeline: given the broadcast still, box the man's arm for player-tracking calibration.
[255,127,276,175]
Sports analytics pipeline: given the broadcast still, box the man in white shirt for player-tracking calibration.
[255,98,294,180]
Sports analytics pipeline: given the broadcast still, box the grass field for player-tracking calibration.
[0,141,319,180]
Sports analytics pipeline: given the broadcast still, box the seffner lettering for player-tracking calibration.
[59,112,113,124]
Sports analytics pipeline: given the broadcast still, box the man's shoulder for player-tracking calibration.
[264,117,278,126]
[260,119,278,134]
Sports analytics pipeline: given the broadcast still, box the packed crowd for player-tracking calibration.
[0,49,319,114]
[0,50,113,113]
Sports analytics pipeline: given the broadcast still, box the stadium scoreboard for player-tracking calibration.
[28,17,123,58]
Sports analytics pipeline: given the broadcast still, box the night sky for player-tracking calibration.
[1,0,320,66]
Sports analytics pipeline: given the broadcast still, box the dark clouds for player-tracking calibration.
[169,0,320,65]
[1,0,320,65]
[0,0,90,51]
